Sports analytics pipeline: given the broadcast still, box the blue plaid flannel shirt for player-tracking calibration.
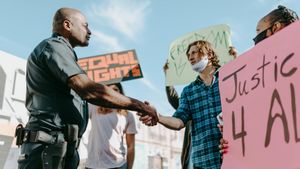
[173,72,222,169]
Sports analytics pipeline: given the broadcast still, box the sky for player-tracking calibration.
[0,0,299,115]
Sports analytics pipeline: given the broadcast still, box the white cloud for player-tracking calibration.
[139,77,161,94]
[137,77,174,115]
[88,0,151,40]
[92,30,123,51]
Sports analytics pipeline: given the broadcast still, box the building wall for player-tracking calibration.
[133,116,184,169]
[0,50,27,169]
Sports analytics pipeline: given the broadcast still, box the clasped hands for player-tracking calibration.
[136,101,158,126]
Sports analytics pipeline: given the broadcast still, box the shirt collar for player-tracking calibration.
[51,33,78,61]
[196,68,220,83]
[51,33,73,50]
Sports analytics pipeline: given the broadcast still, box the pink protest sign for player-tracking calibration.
[219,21,300,169]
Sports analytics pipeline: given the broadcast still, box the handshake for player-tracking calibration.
[136,101,159,126]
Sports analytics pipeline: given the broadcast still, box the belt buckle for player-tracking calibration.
[29,131,38,142]
[36,131,55,144]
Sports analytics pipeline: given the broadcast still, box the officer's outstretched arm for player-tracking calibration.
[68,74,158,124]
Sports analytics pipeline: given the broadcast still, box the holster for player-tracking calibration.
[15,124,25,147]
[14,124,64,146]
[63,124,80,157]
[63,124,78,143]
[41,141,67,169]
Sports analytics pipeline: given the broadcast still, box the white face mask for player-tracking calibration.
[191,55,209,73]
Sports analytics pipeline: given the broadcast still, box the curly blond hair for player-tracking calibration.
[186,40,220,69]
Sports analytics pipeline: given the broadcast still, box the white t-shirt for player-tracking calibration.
[86,105,138,169]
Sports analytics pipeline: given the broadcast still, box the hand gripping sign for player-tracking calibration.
[219,21,300,169]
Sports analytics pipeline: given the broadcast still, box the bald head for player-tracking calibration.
[52,8,82,32]
[52,7,91,47]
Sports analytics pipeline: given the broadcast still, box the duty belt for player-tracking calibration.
[23,130,64,144]
[15,124,81,149]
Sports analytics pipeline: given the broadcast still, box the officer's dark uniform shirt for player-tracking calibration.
[25,33,88,136]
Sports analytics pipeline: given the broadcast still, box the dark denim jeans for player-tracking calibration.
[18,142,79,169]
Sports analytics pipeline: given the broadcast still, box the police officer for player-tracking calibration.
[17,7,158,169]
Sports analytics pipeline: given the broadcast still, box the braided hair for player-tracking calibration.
[268,5,299,25]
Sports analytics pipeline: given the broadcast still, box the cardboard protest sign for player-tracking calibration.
[220,21,300,169]
[166,24,232,86]
[78,49,143,85]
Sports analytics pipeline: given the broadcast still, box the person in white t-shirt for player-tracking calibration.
[86,83,138,169]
